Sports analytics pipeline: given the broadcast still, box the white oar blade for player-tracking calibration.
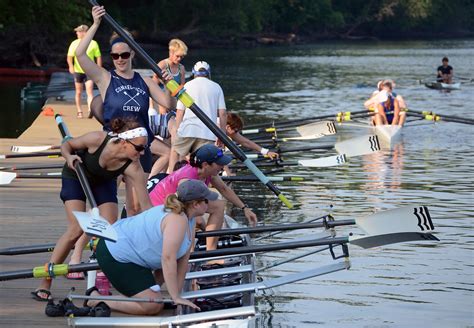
[298,154,346,167]
[10,145,53,153]
[73,210,117,242]
[335,135,380,157]
[349,232,439,249]
[355,206,435,236]
[0,172,18,185]
[296,121,337,138]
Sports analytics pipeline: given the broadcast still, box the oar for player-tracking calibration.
[223,175,308,182]
[245,110,371,130]
[0,205,438,281]
[55,114,117,242]
[0,171,61,185]
[0,204,433,256]
[241,121,337,141]
[407,111,474,125]
[10,145,60,153]
[0,151,61,159]
[0,163,64,171]
[89,0,292,209]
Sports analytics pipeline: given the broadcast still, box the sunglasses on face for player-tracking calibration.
[126,139,148,152]
[110,52,131,60]
[198,199,209,204]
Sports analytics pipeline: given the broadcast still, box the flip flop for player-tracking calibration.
[31,289,52,302]
[77,112,84,119]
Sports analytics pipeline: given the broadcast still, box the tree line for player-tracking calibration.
[1,0,473,67]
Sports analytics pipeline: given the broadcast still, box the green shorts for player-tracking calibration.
[96,239,156,297]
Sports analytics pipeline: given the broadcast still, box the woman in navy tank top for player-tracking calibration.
[76,5,176,215]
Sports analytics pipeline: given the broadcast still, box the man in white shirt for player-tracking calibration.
[169,61,227,170]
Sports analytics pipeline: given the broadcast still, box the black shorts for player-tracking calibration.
[60,177,118,205]
[73,73,90,83]
[140,148,152,173]
[96,239,156,296]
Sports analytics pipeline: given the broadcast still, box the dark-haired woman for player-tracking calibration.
[32,118,152,301]
[86,179,213,315]
[149,144,257,251]
[75,5,176,216]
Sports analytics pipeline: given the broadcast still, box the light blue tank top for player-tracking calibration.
[105,206,195,269]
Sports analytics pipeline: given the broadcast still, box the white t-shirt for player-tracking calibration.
[176,77,226,141]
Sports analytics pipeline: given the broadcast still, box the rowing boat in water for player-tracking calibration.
[424,81,461,90]
[373,124,402,148]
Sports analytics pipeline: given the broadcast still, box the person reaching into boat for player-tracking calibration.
[225,112,279,159]
[84,179,209,315]
[437,57,453,84]
[32,117,152,301]
[372,81,405,126]
[75,5,176,216]
[149,144,258,250]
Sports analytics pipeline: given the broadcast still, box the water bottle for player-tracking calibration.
[95,272,111,295]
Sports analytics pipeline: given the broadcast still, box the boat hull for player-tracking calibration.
[424,81,461,90]
[373,124,402,148]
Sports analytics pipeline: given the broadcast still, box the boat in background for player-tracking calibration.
[424,81,461,90]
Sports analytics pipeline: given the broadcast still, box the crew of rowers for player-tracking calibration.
[364,79,406,126]
[33,5,276,316]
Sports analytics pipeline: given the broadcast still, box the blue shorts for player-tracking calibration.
[60,177,118,205]
[386,114,394,124]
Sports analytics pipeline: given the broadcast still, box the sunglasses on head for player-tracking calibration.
[126,139,148,152]
[110,52,131,60]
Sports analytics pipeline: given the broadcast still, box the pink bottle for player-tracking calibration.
[95,272,111,295]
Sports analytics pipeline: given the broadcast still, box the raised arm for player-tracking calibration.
[75,6,109,92]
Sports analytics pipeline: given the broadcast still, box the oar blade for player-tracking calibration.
[298,154,347,167]
[355,205,435,236]
[10,145,53,153]
[295,121,337,138]
[73,210,117,242]
[349,232,439,249]
[0,172,17,185]
[335,135,380,157]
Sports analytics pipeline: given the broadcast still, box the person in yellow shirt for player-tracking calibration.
[67,24,102,119]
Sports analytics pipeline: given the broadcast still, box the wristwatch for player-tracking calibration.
[240,204,249,210]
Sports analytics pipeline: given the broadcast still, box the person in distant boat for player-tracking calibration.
[372,81,405,126]
[437,57,453,84]
[149,144,257,251]
[32,117,152,302]
[148,39,188,176]
[75,5,176,216]
[225,112,279,159]
[85,179,211,315]
[170,61,227,172]
[67,24,102,119]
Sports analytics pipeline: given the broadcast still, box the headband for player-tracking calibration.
[109,127,148,140]
[110,37,127,47]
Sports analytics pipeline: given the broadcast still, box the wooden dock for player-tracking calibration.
[0,97,107,327]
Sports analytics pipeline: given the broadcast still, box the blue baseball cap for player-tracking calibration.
[195,144,232,166]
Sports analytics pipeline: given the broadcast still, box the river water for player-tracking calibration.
[2,39,473,327]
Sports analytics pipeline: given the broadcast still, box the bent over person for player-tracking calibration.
[85,180,214,315]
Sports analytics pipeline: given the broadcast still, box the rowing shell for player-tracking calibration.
[373,124,402,148]
[424,81,461,90]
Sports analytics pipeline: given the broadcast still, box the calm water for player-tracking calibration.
[3,40,474,327]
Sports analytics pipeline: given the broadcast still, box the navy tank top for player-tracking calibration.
[103,71,153,144]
